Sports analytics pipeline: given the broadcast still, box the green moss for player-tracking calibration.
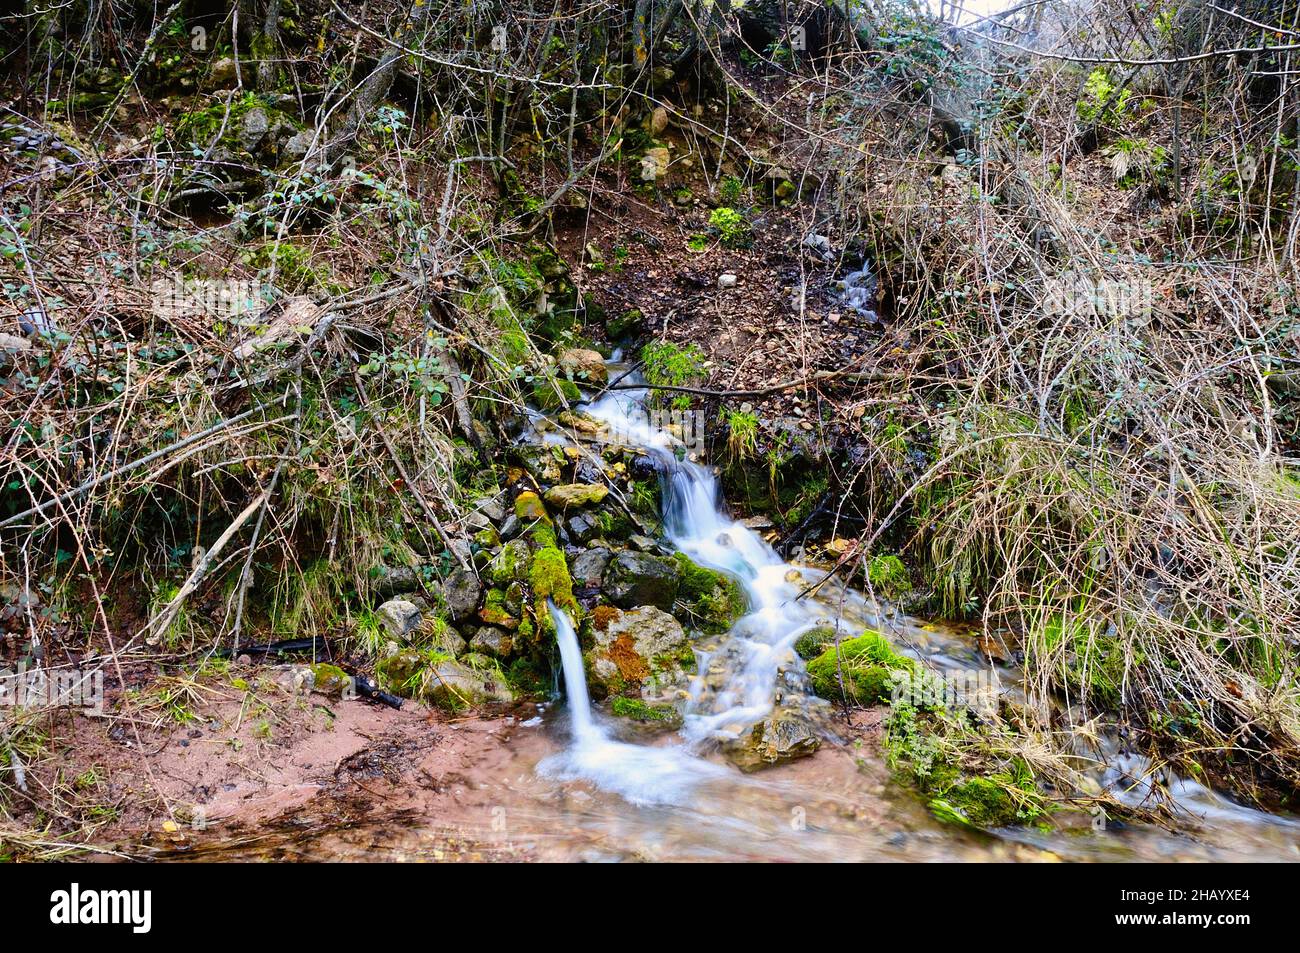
[608,308,643,339]
[806,630,915,706]
[479,587,519,629]
[309,663,350,698]
[530,546,577,615]
[532,376,581,410]
[867,554,912,599]
[611,696,679,722]
[640,341,705,410]
[793,625,838,660]
[672,552,745,633]
[931,778,1020,828]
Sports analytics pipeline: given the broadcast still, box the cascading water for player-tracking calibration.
[538,371,852,802]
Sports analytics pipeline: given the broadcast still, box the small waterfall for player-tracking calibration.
[583,376,836,745]
[547,599,595,741]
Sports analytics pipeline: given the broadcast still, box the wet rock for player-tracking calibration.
[543,483,609,508]
[377,599,422,641]
[603,551,679,610]
[793,625,839,660]
[730,707,821,771]
[441,568,483,621]
[628,454,660,480]
[588,605,691,698]
[558,347,608,384]
[469,626,513,658]
[571,547,611,587]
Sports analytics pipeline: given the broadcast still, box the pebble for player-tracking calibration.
[718,273,737,289]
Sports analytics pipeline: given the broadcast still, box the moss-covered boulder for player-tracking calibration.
[543,483,609,508]
[805,630,915,706]
[602,551,679,610]
[672,553,746,633]
[308,663,350,699]
[793,625,839,660]
[610,696,683,729]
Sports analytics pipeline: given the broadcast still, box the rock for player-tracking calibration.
[730,707,821,771]
[370,565,420,597]
[648,106,670,135]
[441,568,483,621]
[641,146,670,179]
[239,107,270,153]
[543,483,609,508]
[603,551,679,610]
[469,626,514,658]
[793,625,839,660]
[567,512,601,545]
[377,599,422,641]
[308,663,350,699]
[210,56,238,87]
[588,605,691,698]
[803,233,832,260]
[488,538,531,585]
[718,272,738,289]
[558,347,608,384]
[498,513,522,540]
[571,547,611,587]
[284,128,315,162]
[428,619,469,658]
[424,659,513,710]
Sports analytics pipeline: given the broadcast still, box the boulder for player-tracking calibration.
[543,483,609,508]
[571,547,611,587]
[377,599,422,641]
[239,107,270,153]
[469,626,514,658]
[730,707,821,771]
[558,347,608,384]
[441,568,483,621]
[424,659,514,710]
[587,605,692,699]
[603,551,679,609]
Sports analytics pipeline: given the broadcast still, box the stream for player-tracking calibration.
[170,359,1300,862]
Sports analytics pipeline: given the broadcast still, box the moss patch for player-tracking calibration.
[672,553,746,633]
[806,630,915,706]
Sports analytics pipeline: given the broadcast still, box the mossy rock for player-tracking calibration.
[793,625,839,660]
[805,630,915,706]
[532,376,581,410]
[610,696,683,728]
[672,553,746,633]
[308,663,350,699]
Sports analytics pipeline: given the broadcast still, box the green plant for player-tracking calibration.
[707,207,750,248]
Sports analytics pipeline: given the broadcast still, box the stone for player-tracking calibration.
[718,272,738,289]
[730,707,821,771]
[641,146,670,179]
[543,483,609,508]
[648,106,669,135]
[239,107,270,153]
[377,599,422,641]
[587,605,692,698]
[571,547,611,587]
[567,512,601,545]
[602,551,679,610]
[557,347,608,384]
[284,128,315,161]
[210,57,238,87]
[424,659,513,709]
[469,626,514,658]
[441,568,483,621]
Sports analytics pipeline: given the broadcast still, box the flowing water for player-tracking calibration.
[168,360,1300,862]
